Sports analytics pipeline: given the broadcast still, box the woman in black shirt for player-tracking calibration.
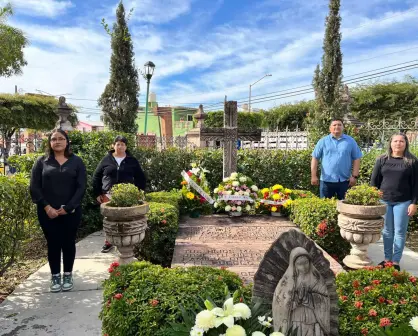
[30,129,87,292]
[92,135,146,253]
[371,133,418,270]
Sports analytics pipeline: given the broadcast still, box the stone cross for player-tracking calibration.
[197,102,261,178]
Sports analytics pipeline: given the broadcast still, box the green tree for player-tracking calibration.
[310,0,343,139]
[98,1,139,134]
[263,100,314,130]
[0,3,28,77]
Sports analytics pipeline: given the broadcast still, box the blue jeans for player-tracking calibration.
[382,200,411,263]
[320,180,349,200]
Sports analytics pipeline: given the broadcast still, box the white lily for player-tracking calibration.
[212,298,242,328]
[191,167,200,175]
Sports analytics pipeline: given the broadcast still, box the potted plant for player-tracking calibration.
[258,184,292,217]
[180,163,213,218]
[100,183,149,264]
[213,172,258,217]
[336,184,386,269]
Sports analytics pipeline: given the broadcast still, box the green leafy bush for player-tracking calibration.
[290,197,350,261]
[0,174,40,275]
[337,265,418,336]
[108,183,145,207]
[135,202,179,266]
[100,261,245,336]
[345,184,383,206]
[145,190,182,210]
[204,111,264,130]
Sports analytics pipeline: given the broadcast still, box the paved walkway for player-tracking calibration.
[0,231,117,336]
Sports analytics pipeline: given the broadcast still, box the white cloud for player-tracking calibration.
[3,0,73,18]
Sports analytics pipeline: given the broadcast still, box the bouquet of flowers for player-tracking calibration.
[258,184,292,216]
[180,163,213,217]
[213,172,258,215]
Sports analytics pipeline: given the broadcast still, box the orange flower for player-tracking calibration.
[340,296,348,302]
[356,315,363,321]
[354,301,363,309]
[150,299,159,307]
[368,309,377,317]
[181,181,187,185]
[379,318,391,327]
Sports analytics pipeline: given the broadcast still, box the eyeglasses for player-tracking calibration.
[51,137,66,142]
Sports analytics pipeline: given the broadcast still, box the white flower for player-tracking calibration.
[191,167,200,175]
[270,332,285,336]
[195,310,216,331]
[226,190,233,195]
[214,202,219,208]
[212,298,239,328]
[251,185,258,192]
[225,325,246,336]
[233,302,251,320]
[232,181,240,187]
[236,206,242,213]
[202,168,209,173]
[231,172,238,179]
[252,332,266,336]
[410,316,418,332]
[225,205,232,212]
[244,192,250,197]
[257,316,266,322]
[190,326,205,336]
[246,205,251,211]
[223,177,230,182]
[214,188,219,193]
[239,177,247,182]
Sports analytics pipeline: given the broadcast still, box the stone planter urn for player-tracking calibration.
[337,201,386,269]
[100,202,149,264]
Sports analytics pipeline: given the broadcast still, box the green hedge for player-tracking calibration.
[145,191,182,210]
[204,111,264,130]
[290,197,351,261]
[100,261,245,336]
[135,202,179,267]
[0,174,41,275]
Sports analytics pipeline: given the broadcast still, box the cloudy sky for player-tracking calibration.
[0,0,417,121]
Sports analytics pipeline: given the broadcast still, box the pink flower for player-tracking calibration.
[379,318,391,327]
[114,293,123,300]
[237,201,242,205]
[231,207,237,211]
[368,309,377,317]
[354,301,363,309]
[340,296,348,302]
[150,299,159,307]
[110,261,120,268]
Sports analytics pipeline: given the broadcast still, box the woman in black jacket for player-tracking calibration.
[30,129,87,292]
[371,133,418,271]
[92,135,146,252]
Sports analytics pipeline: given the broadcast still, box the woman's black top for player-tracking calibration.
[92,150,146,196]
[371,155,418,204]
[30,154,87,213]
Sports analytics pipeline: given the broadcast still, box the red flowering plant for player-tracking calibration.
[180,163,213,217]
[336,264,418,335]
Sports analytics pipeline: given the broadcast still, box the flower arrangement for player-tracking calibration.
[213,173,258,215]
[258,184,292,215]
[180,163,213,217]
[107,183,145,207]
[344,184,383,206]
[337,263,418,335]
[167,288,294,336]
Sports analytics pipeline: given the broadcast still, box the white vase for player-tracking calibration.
[337,201,386,269]
[101,203,149,264]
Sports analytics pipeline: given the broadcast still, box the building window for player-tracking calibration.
[187,114,193,122]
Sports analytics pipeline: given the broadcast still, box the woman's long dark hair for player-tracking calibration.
[383,133,416,165]
[45,128,73,158]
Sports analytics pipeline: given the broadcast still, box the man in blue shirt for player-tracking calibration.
[311,118,363,199]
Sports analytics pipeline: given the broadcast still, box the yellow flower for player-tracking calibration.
[283,200,293,208]
[186,192,195,200]
[271,206,278,212]
[272,184,283,191]
[261,188,270,194]
[272,194,281,201]
[284,188,292,194]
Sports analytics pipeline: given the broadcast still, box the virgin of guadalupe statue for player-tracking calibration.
[272,247,330,336]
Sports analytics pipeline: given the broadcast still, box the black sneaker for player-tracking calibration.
[393,264,401,271]
[101,243,114,253]
[378,261,387,268]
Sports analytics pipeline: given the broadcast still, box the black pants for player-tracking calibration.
[37,205,81,274]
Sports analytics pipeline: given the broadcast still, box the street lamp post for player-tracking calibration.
[143,61,155,135]
[249,74,272,112]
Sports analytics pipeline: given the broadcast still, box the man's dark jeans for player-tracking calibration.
[320,180,349,200]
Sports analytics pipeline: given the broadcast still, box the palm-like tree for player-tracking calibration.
[0,3,28,77]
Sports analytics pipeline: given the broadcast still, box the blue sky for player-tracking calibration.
[0,0,417,121]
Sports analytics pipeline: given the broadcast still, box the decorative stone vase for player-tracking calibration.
[337,201,386,269]
[100,202,149,265]
[229,211,242,217]
[271,211,283,217]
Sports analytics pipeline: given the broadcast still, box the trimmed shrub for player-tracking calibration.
[290,197,350,261]
[0,174,40,275]
[108,183,145,207]
[100,261,245,336]
[135,202,179,267]
[145,190,182,210]
[337,265,418,335]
